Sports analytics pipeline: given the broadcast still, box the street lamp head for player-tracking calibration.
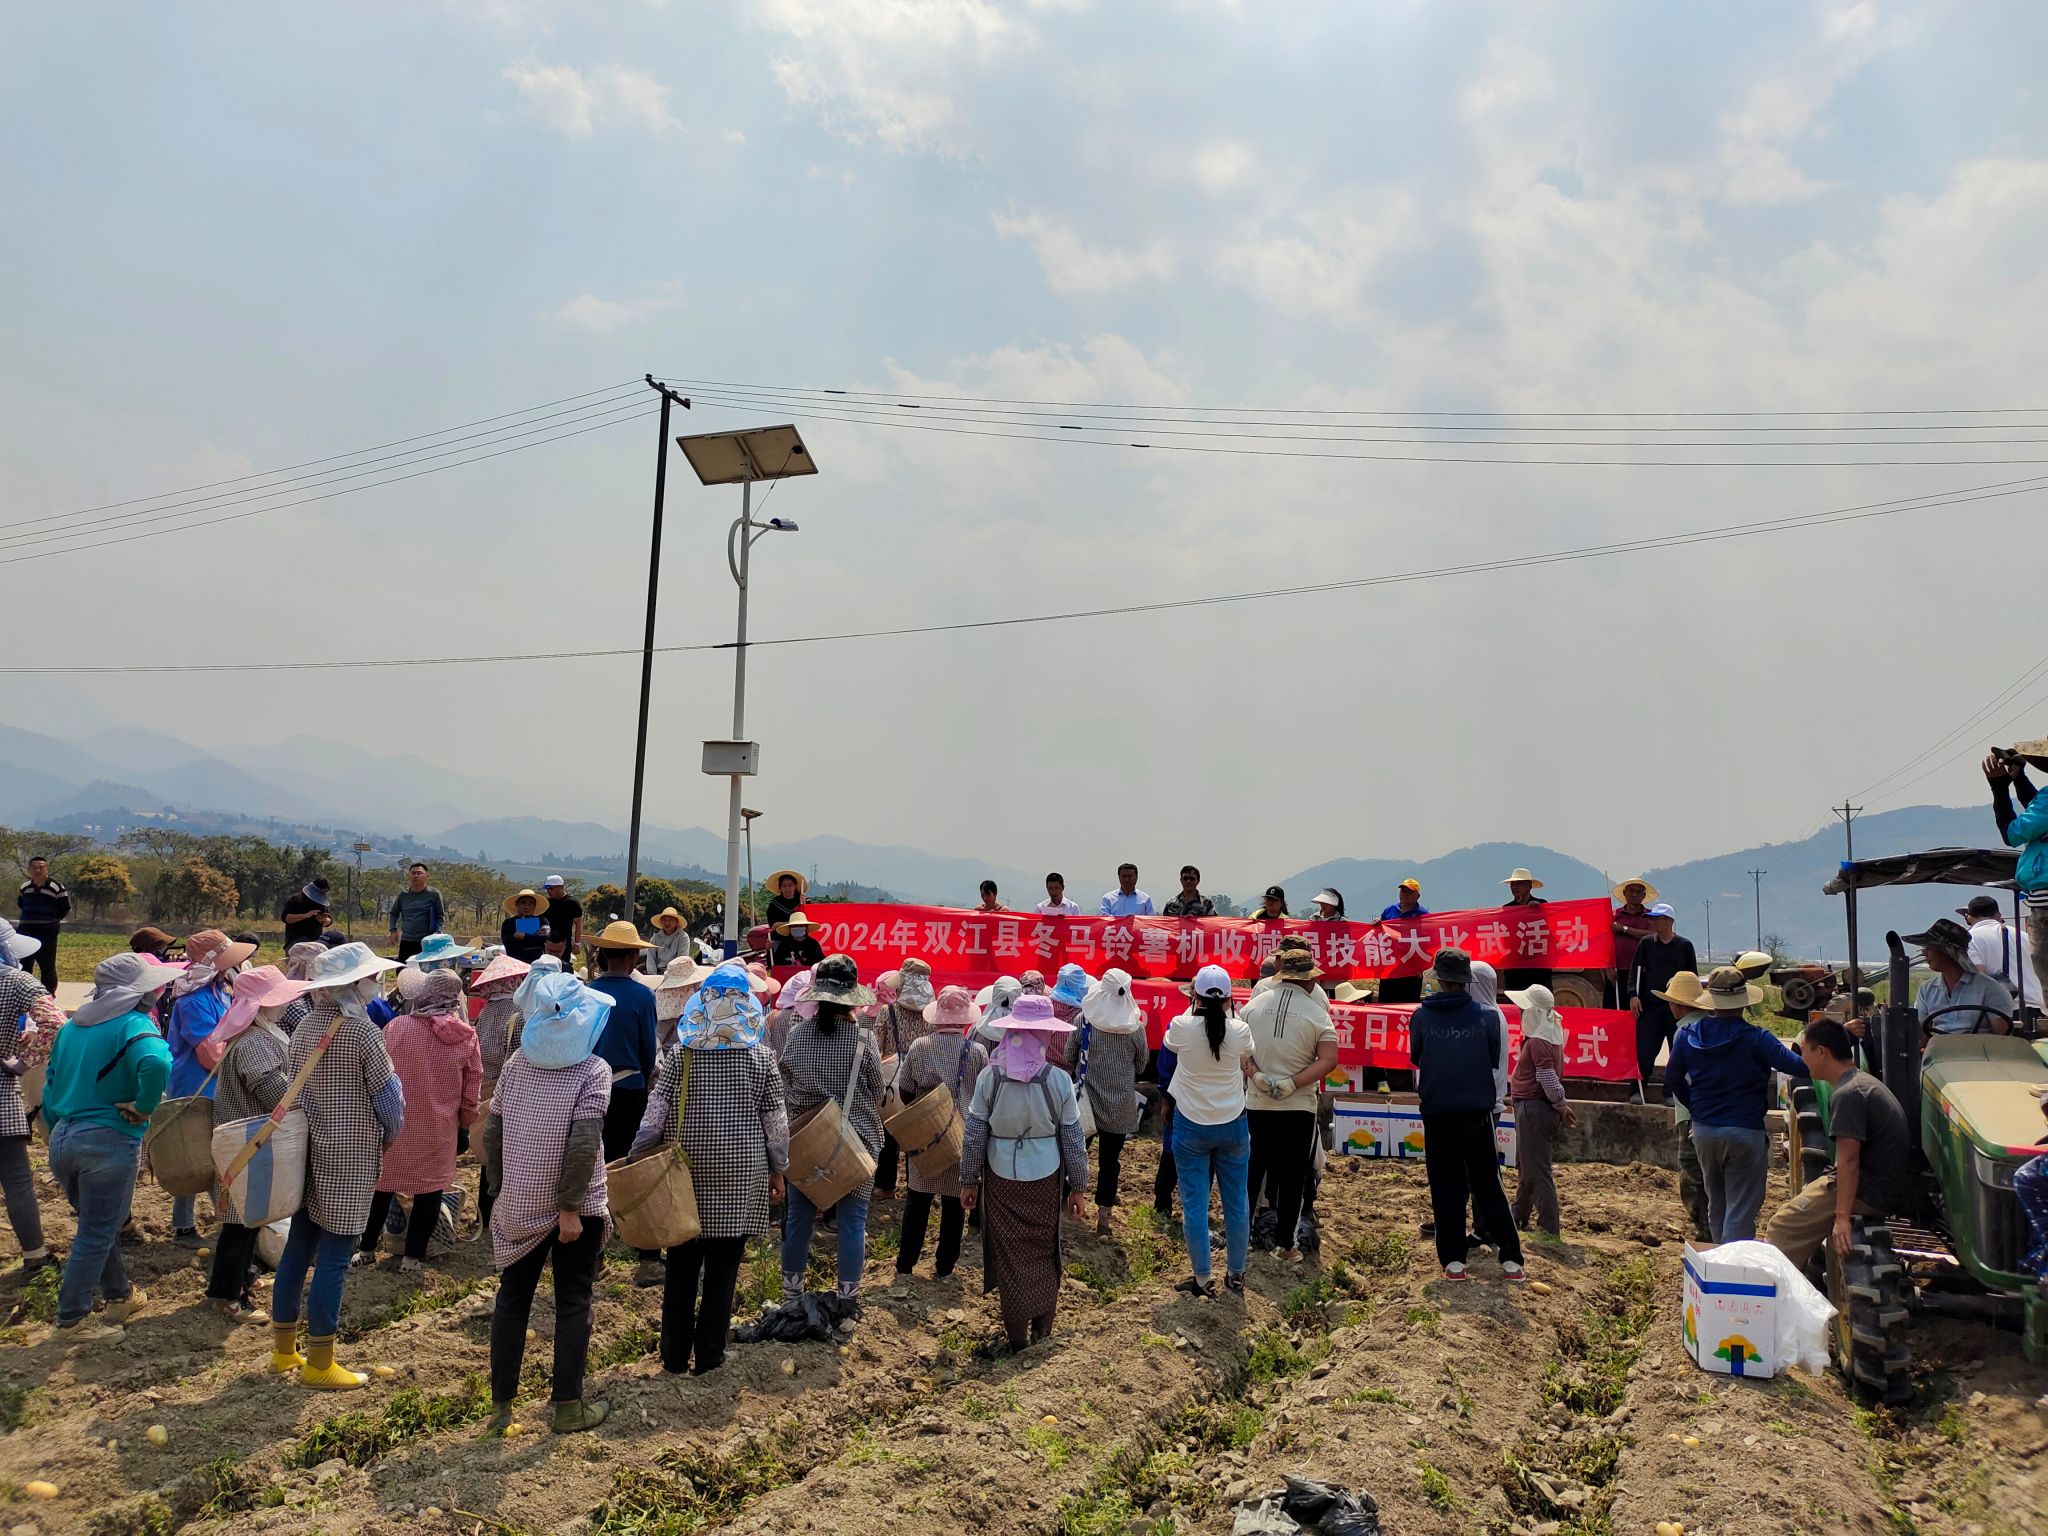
[741,807,762,821]
[765,517,799,532]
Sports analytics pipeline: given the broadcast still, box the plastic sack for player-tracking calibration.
[210,1109,309,1228]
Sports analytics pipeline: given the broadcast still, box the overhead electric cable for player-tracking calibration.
[6,475,2041,672]
[1850,653,2048,800]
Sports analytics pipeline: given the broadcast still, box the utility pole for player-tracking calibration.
[623,376,691,923]
[1834,802,1863,1003]
[350,840,372,940]
[1703,898,1713,966]
[1747,869,1768,951]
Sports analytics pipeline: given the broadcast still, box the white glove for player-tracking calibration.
[1257,1072,1293,1100]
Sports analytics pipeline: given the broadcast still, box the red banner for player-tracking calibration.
[805,898,1614,986]
[1130,982,1635,1083]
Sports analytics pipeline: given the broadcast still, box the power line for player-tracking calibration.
[0,406,660,567]
[7,473,2041,673]
[1849,653,2048,800]
[661,383,2048,468]
[1,390,651,545]
[657,374,2048,419]
[18,379,643,527]
[1864,680,2048,808]
[662,376,2048,437]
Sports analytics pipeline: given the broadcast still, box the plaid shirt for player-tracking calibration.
[292,1000,399,1235]
[634,1044,788,1238]
[489,1052,613,1268]
[780,1020,885,1200]
[215,1022,290,1126]
[0,972,63,1139]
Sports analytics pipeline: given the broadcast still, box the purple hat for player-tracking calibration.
[991,993,1076,1034]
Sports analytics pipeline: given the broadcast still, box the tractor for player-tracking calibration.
[1785,847,2048,1404]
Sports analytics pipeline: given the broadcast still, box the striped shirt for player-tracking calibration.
[489,1051,613,1269]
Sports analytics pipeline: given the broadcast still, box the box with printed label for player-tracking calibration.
[1682,1242,1782,1379]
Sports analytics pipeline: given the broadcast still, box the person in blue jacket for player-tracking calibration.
[1409,947,1524,1282]
[1987,748,2048,1018]
[1664,965,1810,1243]
[164,930,255,1244]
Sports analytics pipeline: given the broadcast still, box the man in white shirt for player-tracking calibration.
[1960,894,2042,1014]
[1036,872,1082,916]
[1100,864,1155,917]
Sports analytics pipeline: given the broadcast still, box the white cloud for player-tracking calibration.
[1209,194,1418,325]
[1189,140,1255,194]
[551,290,681,333]
[503,62,599,138]
[992,212,1174,294]
[503,61,679,138]
[755,0,1034,155]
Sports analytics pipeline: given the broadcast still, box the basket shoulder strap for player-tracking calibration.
[221,1014,345,1186]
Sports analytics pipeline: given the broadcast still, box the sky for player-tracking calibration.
[4,0,2046,898]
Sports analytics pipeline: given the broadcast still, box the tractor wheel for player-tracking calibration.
[1550,973,1603,1010]
[1828,1220,1913,1407]
[1784,1083,1831,1201]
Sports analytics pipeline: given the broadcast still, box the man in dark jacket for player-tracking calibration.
[1628,903,1699,1104]
[15,856,68,991]
[1664,966,1810,1242]
[1408,947,1524,1281]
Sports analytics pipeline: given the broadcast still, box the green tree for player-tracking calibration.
[166,857,239,924]
[69,854,138,919]
[632,877,687,928]
[584,883,628,926]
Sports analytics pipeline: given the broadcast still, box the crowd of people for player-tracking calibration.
[4,747,2047,1432]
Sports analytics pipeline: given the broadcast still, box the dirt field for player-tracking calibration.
[3,1142,2043,1536]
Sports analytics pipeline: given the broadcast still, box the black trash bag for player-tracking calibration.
[733,1291,861,1344]
[1249,1206,1280,1251]
[1281,1475,1380,1536]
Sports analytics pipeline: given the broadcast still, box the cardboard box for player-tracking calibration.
[1329,1099,1516,1167]
[1682,1243,1782,1379]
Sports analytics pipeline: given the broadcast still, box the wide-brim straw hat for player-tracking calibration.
[503,889,546,917]
[469,952,531,992]
[772,910,816,936]
[766,868,810,898]
[1696,966,1764,1011]
[1331,980,1374,1005]
[1612,878,1659,903]
[654,906,684,926]
[2012,738,2048,770]
[1652,970,1706,1009]
[639,957,712,992]
[593,919,653,950]
[1502,869,1544,889]
[306,941,402,992]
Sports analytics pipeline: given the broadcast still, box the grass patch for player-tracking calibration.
[1054,1486,1172,1536]
[959,1391,997,1422]
[1344,1387,1411,1408]
[341,1274,491,1339]
[1282,1266,1356,1328]
[867,1222,901,1265]
[86,1497,174,1536]
[1348,1228,1411,1274]
[736,1240,782,1314]
[1417,1460,1458,1513]
[192,1454,271,1519]
[285,1376,493,1469]
[589,1319,661,1373]
[1244,1326,1322,1385]
[1936,1403,1969,1445]
[1180,1398,1265,1451]
[1023,1423,1073,1470]
[1,1385,47,1433]
[590,1440,792,1536]
[844,1428,935,1473]
[1404,1303,1440,1330]
[17,1266,58,1324]
[1065,1258,1119,1299]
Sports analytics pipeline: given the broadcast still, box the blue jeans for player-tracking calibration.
[780,1184,870,1292]
[1173,1110,1251,1280]
[1691,1124,1770,1243]
[172,1194,197,1231]
[270,1211,359,1338]
[49,1121,142,1325]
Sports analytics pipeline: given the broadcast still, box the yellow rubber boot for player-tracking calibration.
[269,1322,305,1375]
[300,1334,368,1391]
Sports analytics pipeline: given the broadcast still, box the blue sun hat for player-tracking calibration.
[410,933,478,970]
[514,970,615,1069]
[676,960,768,1051]
[1050,963,1092,1008]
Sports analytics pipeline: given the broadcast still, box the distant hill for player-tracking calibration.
[1283,842,1610,916]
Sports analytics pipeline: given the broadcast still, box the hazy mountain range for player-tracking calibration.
[0,715,2013,958]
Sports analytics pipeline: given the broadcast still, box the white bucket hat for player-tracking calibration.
[306,941,402,991]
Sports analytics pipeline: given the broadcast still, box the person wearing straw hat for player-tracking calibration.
[1240,949,1339,1263]
[1662,966,1810,1243]
[1905,917,2016,1037]
[588,919,663,1283]
[1498,870,1552,994]
[484,969,616,1433]
[1651,971,1713,1242]
[268,941,405,1390]
[640,955,711,1054]
[778,954,884,1309]
[869,959,936,1201]
[1411,948,1525,1281]
[1162,965,1254,1297]
[1608,879,1659,1007]
[1627,903,1698,1104]
[41,952,180,1340]
[646,907,693,974]
[1068,968,1149,1236]
[1985,745,2048,1014]
[771,910,825,968]
[891,986,988,1285]
[628,960,789,1375]
[764,869,809,955]
[358,969,480,1274]
[959,992,1089,1346]
[200,964,314,1320]
[499,890,552,964]
[1504,983,1576,1246]
[163,929,258,1245]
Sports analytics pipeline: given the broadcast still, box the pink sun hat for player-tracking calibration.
[197,964,314,1070]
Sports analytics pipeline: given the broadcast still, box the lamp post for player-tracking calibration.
[741,807,762,930]
[673,423,817,957]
